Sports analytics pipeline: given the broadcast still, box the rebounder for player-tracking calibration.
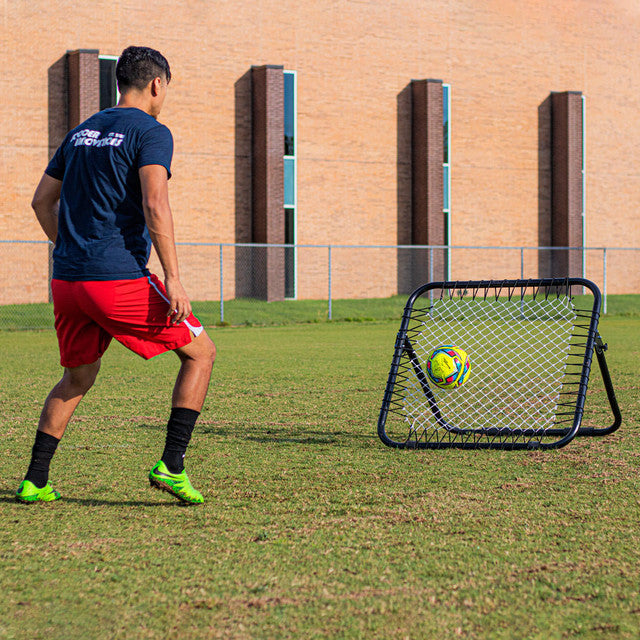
[378,279,621,450]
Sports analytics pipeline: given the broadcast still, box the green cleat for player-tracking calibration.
[16,480,61,503]
[149,460,204,505]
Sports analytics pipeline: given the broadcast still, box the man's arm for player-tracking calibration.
[139,164,191,325]
[32,174,62,243]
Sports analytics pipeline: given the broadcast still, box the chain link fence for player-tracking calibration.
[0,240,638,329]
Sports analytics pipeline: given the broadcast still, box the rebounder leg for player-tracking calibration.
[377,278,622,450]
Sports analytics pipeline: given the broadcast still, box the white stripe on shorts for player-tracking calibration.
[147,276,204,338]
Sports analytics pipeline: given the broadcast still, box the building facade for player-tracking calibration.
[1,0,639,303]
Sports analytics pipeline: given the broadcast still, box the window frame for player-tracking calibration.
[581,94,586,279]
[98,54,120,110]
[284,69,297,299]
[443,83,451,279]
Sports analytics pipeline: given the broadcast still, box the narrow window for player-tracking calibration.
[581,94,586,278]
[99,55,119,110]
[443,83,451,279]
[284,70,297,299]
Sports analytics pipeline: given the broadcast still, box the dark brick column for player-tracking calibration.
[48,56,68,158]
[67,49,100,129]
[48,49,99,161]
[46,50,99,299]
[251,65,285,301]
[551,91,584,278]
[411,79,445,286]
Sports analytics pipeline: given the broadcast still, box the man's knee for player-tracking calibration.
[63,360,101,394]
[204,333,216,364]
[176,331,216,367]
[197,332,216,368]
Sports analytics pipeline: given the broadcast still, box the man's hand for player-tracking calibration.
[165,276,192,325]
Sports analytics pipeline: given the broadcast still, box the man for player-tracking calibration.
[16,46,215,505]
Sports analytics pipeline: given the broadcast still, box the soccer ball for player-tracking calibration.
[426,345,470,389]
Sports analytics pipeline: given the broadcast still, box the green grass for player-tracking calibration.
[196,295,409,327]
[1,318,639,639]
[0,296,408,330]
[0,302,55,330]
[1,293,639,330]
[602,294,640,316]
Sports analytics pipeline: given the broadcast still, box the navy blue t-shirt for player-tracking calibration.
[45,107,173,280]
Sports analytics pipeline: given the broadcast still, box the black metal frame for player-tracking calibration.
[378,278,621,450]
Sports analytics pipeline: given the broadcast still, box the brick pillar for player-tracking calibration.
[551,91,583,278]
[47,49,100,302]
[411,79,445,286]
[234,70,254,298]
[251,65,285,301]
[46,55,70,301]
[67,49,100,129]
[46,50,99,300]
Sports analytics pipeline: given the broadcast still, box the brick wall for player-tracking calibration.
[1,0,639,303]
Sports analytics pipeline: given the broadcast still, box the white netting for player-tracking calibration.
[381,283,596,447]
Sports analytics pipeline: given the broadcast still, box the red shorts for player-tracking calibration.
[52,275,204,368]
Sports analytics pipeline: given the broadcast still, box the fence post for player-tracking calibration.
[603,247,607,315]
[328,245,332,320]
[219,243,224,323]
[520,247,525,318]
[429,247,434,306]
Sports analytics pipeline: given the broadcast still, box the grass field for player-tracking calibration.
[1,312,639,638]
[1,292,639,331]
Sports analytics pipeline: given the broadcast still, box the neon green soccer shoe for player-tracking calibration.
[149,460,204,505]
[15,480,61,503]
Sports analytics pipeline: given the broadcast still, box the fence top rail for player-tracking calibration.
[0,239,51,244]
[2,240,638,250]
[195,242,639,251]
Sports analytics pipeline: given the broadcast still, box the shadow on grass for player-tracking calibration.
[64,498,195,508]
[197,424,378,446]
[247,435,338,445]
[0,488,191,508]
[127,424,380,450]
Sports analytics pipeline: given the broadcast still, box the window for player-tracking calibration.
[284,70,297,299]
[99,55,119,110]
[581,94,586,278]
[443,83,451,278]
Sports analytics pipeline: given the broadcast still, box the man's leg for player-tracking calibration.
[149,332,215,504]
[172,331,217,411]
[17,360,101,502]
[37,360,102,439]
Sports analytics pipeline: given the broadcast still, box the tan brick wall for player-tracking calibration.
[1,0,639,302]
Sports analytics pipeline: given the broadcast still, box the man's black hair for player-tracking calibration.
[116,46,171,92]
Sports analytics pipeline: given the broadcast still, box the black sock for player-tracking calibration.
[161,407,200,474]
[24,431,60,488]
